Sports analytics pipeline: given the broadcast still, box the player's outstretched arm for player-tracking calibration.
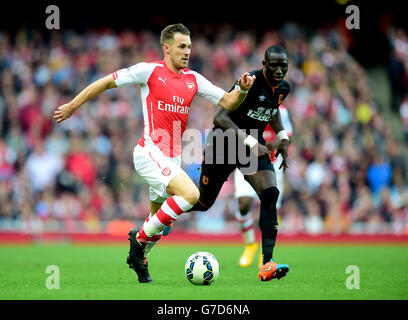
[217,73,255,111]
[53,74,117,123]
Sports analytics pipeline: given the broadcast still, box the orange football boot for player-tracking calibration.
[258,261,289,281]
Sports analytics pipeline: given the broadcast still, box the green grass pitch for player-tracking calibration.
[0,243,407,300]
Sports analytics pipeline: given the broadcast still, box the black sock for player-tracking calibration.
[259,206,278,265]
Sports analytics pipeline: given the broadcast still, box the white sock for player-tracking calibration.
[235,210,255,244]
[140,196,192,240]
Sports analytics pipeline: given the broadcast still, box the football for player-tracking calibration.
[184,252,220,285]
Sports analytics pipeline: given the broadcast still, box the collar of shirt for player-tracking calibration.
[262,68,280,95]
[162,60,185,77]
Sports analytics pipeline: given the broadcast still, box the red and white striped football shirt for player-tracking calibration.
[113,60,225,158]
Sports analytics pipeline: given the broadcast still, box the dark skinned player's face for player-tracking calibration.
[262,52,289,86]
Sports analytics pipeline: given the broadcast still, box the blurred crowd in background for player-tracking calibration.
[0,20,408,235]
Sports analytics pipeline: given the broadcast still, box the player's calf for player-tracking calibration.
[259,186,280,211]
[161,186,199,237]
[258,186,280,264]
[163,189,199,237]
[137,195,194,242]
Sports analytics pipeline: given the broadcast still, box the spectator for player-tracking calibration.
[65,135,97,189]
[303,197,324,234]
[24,140,63,193]
[0,22,407,236]
[304,151,333,195]
[400,96,408,142]
[366,153,393,194]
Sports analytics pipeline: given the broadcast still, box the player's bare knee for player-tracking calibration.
[258,187,280,210]
[183,188,200,206]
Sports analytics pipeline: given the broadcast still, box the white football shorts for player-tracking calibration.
[274,154,284,209]
[133,144,184,203]
[233,168,258,199]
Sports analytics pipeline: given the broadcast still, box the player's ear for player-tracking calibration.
[162,43,170,55]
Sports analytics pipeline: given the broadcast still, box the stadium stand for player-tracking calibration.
[0,18,407,238]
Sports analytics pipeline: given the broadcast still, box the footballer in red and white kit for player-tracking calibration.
[113,60,225,202]
[54,23,255,283]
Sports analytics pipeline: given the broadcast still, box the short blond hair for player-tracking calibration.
[160,23,190,45]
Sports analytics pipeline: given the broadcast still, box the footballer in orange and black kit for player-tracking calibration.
[184,44,292,281]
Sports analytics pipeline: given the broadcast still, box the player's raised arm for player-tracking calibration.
[217,73,256,111]
[53,74,117,123]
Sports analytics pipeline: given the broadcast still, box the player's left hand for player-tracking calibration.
[238,73,256,91]
[275,139,289,173]
[53,103,76,123]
